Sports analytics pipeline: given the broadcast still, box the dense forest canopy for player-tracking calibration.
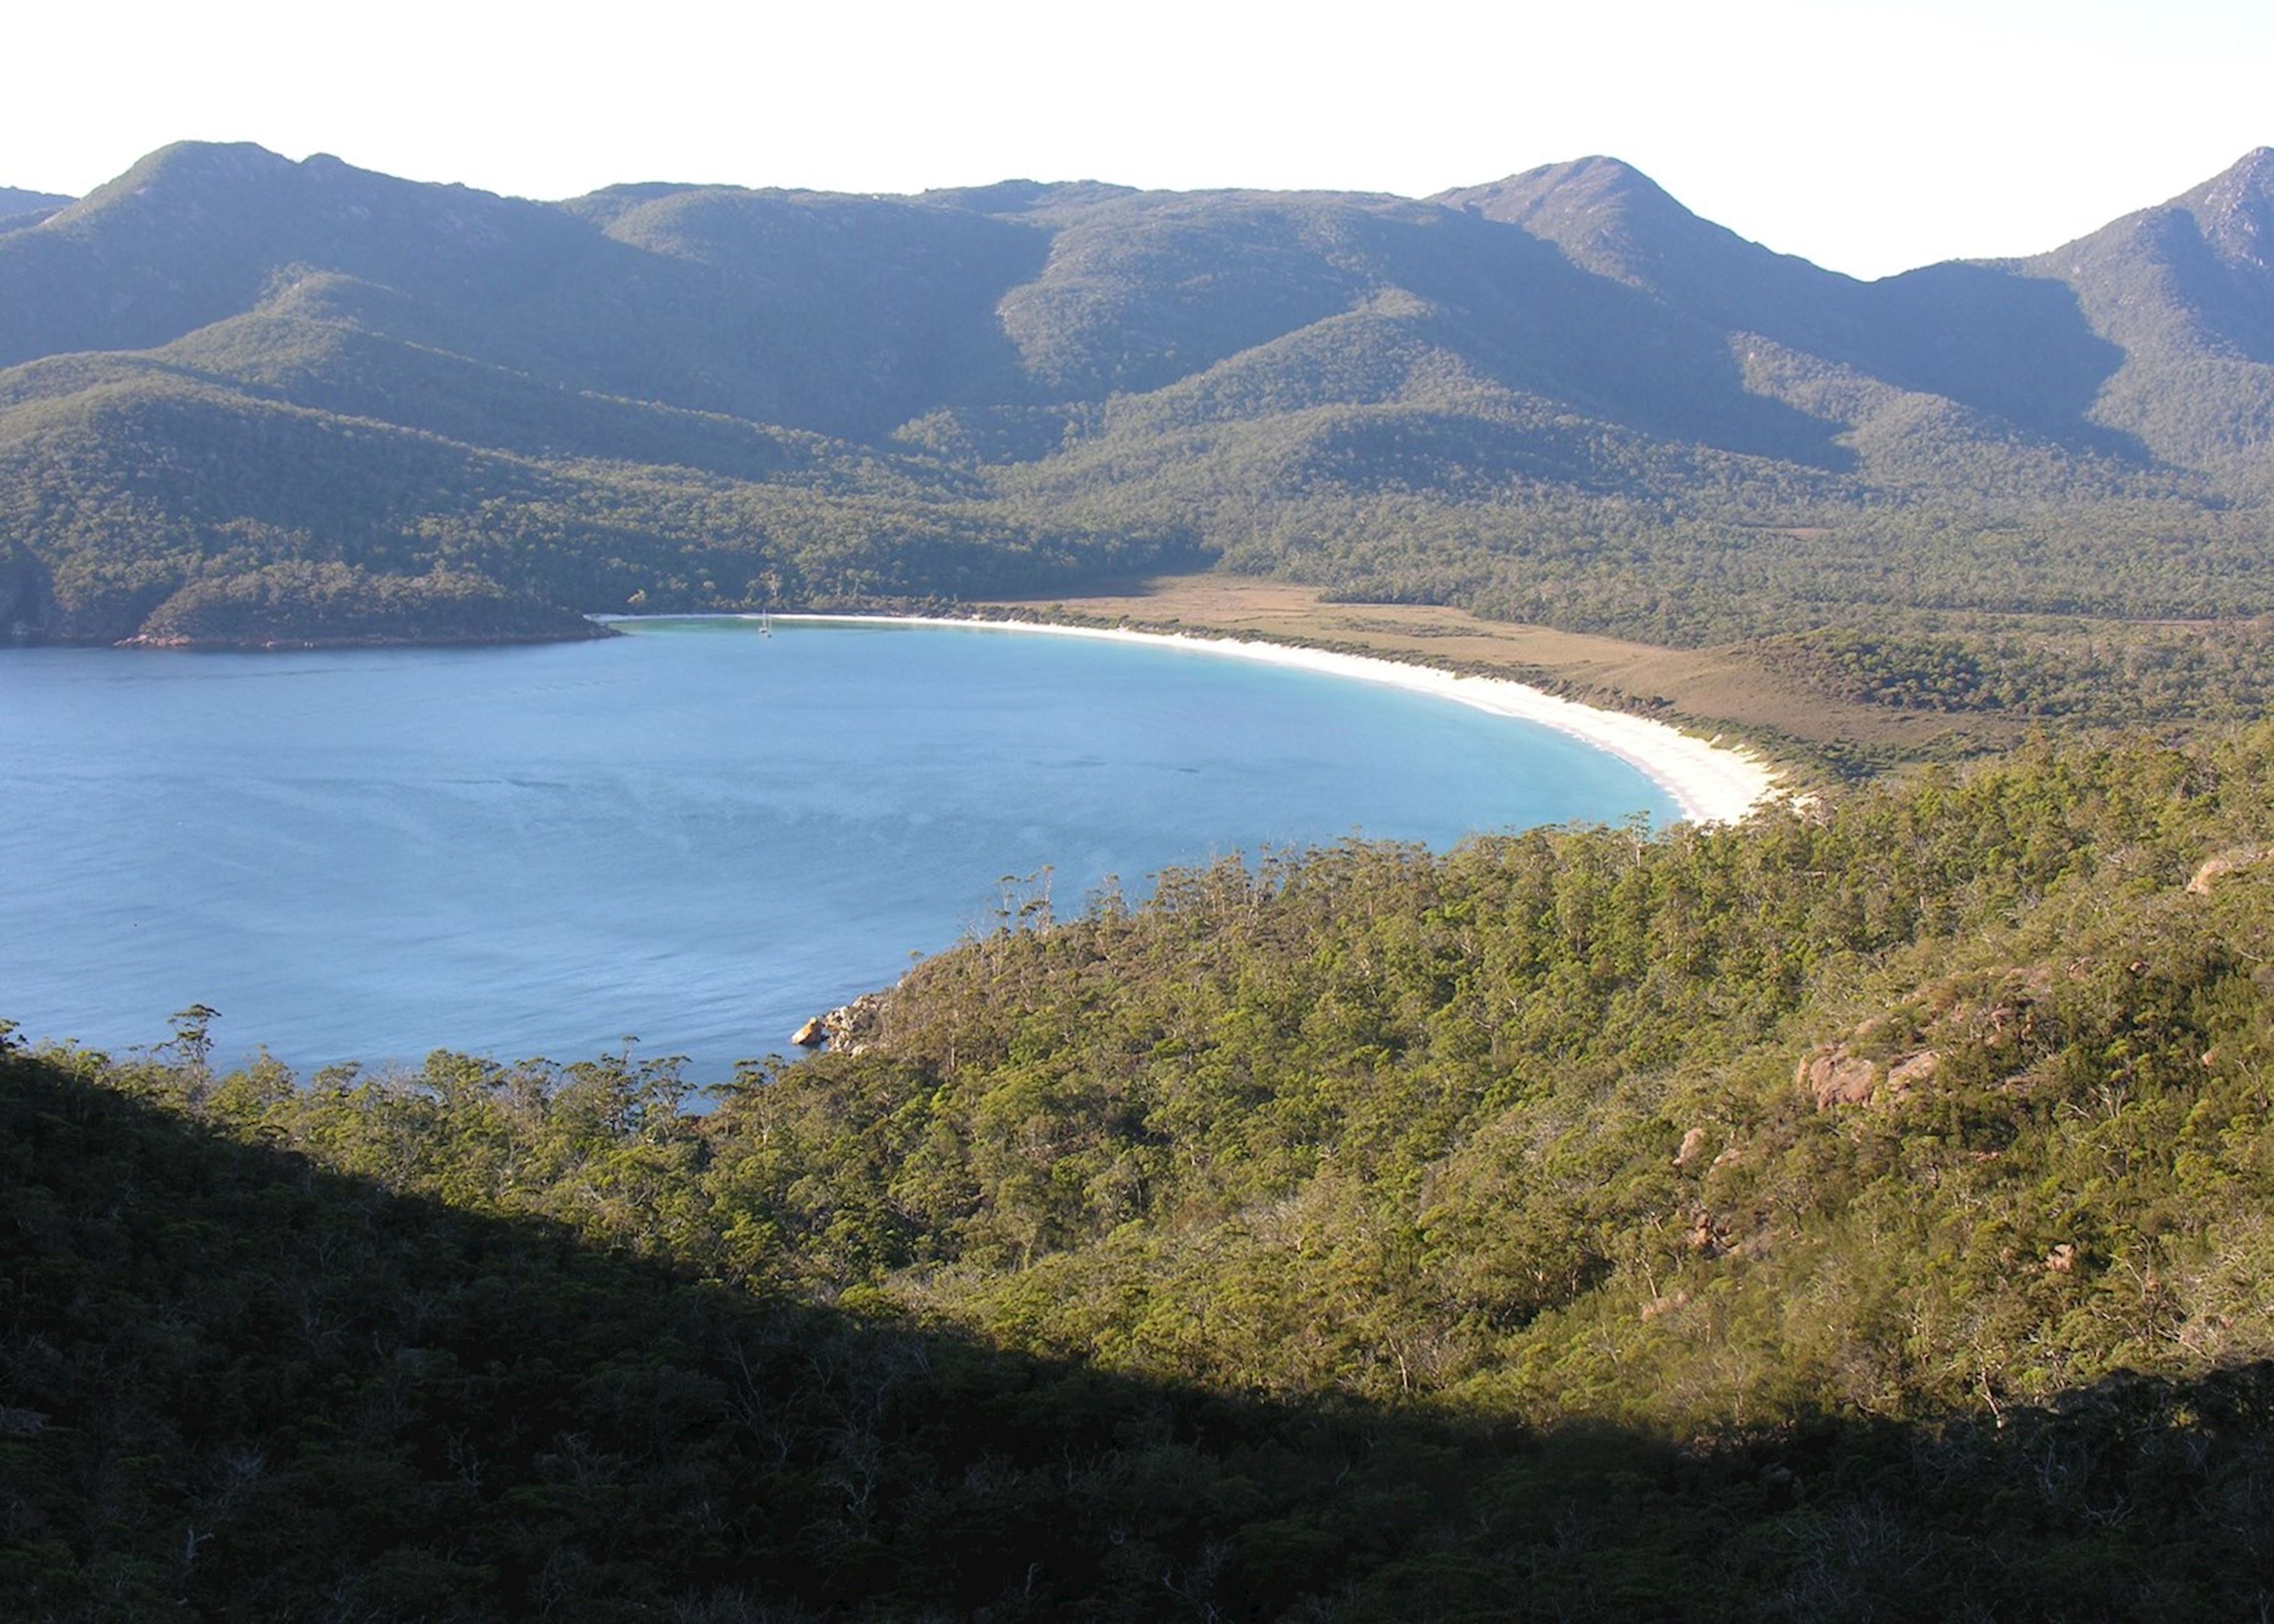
[10,724,2274,1617]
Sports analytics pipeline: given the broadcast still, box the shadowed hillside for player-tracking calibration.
[2029,146,2274,491]
[1,1062,2268,1621]
[13,719,2274,1616]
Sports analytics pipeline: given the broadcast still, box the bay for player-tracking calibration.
[0,616,1674,1080]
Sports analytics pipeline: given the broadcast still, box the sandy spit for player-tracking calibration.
[763,613,1784,826]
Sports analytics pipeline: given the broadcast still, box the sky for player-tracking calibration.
[9,0,2270,279]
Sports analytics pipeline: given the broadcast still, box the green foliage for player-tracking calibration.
[8,143,2274,673]
[132,560,598,645]
[17,137,2274,1611]
[17,728,2274,1614]
[1755,615,2274,723]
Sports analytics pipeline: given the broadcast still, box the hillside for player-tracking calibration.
[15,142,2274,1619]
[2,143,2273,729]
[10,723,2274,1618]
[2027,147,2274,493]
[0,185,68,222]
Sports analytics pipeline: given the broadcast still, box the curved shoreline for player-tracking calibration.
[752,613,1784,825]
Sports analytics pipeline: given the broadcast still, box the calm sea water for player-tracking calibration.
[1,617,1672,1081]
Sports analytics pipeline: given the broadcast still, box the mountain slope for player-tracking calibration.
[2030,146,2274,489]
[4,141,2274,659]
[1442,156,2129,445]
[1438,154,1867,340]
[0,184,69,224]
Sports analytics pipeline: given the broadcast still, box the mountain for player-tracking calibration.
[1440,157,2126,445]
[0,184,68,223]
[2,142,2272,654]
[2025,146,2274,491]
[1437,154,1863,335]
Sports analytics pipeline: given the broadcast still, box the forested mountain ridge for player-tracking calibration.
[1438,155,2132,449]
[0,185,70,224]
[2027,146,2274,492]
[3,141,2272,680]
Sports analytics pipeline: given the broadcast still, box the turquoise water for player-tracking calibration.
[1,617,1673,1080]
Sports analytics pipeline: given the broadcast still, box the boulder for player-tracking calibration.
[821,992,887,1056]
[1887,1051,1940,1093]
[1796,1045,1877,1109]
[2189,847,2264,894]
[788,993,889,1055]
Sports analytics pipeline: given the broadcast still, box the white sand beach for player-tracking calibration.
[773,614,1784,825]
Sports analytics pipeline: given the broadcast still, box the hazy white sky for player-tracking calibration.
[9,0,2267,279]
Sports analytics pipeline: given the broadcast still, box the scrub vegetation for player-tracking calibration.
[6,143,2274,749]
[13,725,2274,1618]
[13,142,2274,1618]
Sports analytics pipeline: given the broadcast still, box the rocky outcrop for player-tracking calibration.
[2188,847,2264,894]
[1796,1040,1946,1110]
[1640,1287,1693,1322]
[821,993,887,1055]
[1684,1209,1727,1257]
[1793,961,2081,1112]
[1797,1045,1880,1109]
[1887,1050,1940,1091]
[790,991,890,1055]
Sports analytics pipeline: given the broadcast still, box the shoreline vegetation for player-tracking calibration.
[14,717,2274,1618]
[19,138,2274,1614]
[749,610,1785,825]
[968,575,2025,777]
[112,620,620,651]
